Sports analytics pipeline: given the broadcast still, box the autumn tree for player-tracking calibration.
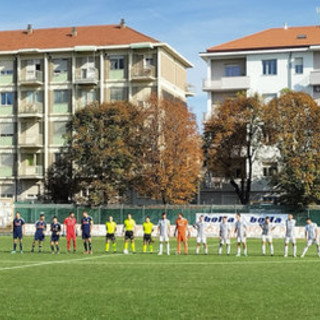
[264,91,320,205]
[64,101,146,206]
[134,96,202,204]
[203,94,264,205]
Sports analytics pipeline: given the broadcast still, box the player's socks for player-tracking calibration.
[131,242,136,253]
[205,246,208,255]
[244,249,247,256]
[293,245,297,257]
[226,245,230,255]
[31,244,35,252]
[262,244,266,255]
[51,245,54,252]
[301,246,309,257]
[106,242,109,252]
[196,247,200,255]
[13,243,17,251]
[284,245,288,257]
[159,243,163,254]
[149,244,153,253]
[39,245,42,253]
[143,244,147,253]
[237,248,241,256]
[166,243,170,255]
[56,245,60,253]
[317,246,320,256]
[20,243,23,251]
[270,244,274,256]
[84,242,88,252]
[218,245,222,255]
[88,242,92,252]
[113,242,116,252]
[124,242,128,251]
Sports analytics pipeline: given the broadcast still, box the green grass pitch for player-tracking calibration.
[1,236,320,320]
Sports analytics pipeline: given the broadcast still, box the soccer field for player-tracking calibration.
[1,237,320,320]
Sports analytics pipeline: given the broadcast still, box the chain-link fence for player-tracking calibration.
[13,203,318,226]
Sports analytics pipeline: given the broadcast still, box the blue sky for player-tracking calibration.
[1,0,320,128]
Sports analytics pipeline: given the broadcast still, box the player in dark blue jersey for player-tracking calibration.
[81,211,93,254]
[31,213,47,253]
[50,216,61,254]
[12,212,25,254]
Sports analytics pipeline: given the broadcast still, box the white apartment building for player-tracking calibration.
[200,25,320,204]
[0,21,193,201]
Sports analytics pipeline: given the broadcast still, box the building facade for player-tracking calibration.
[0,21,193,201]
[200,25,320,204]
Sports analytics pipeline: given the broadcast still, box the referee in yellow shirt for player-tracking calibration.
[105,216,117,253]
[123,213,136,254]
[143,216,154,253]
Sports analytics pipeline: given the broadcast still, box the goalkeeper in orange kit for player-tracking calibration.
[174,213,190,255]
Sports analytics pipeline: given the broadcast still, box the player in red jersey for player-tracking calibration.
[174,213,190,255]
[63,212,77,252]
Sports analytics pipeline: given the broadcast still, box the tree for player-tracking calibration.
[134,96,202,204]
[64,101,146,206]
[203,94,264,205]
[263,91,320,205]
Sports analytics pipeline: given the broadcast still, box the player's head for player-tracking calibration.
[69,212,75,218]
[109,216,113,222]
[223,216,227,222]
[52,216,57,223]
[127,213,132,219]
[178,212,183,219]
[199,215,204,222]
[162,212,166,219]
[146,216,150,223]
[40,213,45,221]
[83,211,88,217]
[15,212,21,219]
[265,217,270,224]
[306,217,311,224]
[236,213,241,220]
[288,213,293,220]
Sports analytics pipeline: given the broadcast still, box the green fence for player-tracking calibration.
[13,203,320,226]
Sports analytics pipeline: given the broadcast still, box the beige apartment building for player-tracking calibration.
[0,21,193,201]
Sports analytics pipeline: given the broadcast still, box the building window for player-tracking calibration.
[54,90,68,104]
[110,56,124,70]
[26,91,42,104]
[53,59,68,75]
[81,90,96,107]
[262,59,277,75]
[263,163,278,177]
[262,93,277,104]
[1,92,13,106]
[0,154,13,166]
[144,55,154,68]
[295,57,303,74]
[0,184,14,198]
[225,65,241,77]
[110,88,126,101]
[0,123,14,137]
[0,61,13,75]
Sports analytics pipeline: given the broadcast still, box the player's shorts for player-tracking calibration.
[106,233,116,241]
[237,235,246,243]
[159,235,169,242]
[125,231,134,241]
[197,235,207,244]
[82,231,91,239]
[177,233,187,242]
[13,231,23,239]
[285,236,296,244]
[143,234,153,243]
[307,239,320,246]
[51,235,60,242]
[262,235,272,243]
[220,237,230,245]
[67,232,76,239]
[34,232,45,241]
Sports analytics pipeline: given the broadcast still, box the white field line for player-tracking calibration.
[0,254,120,272]
[68,259,320,267]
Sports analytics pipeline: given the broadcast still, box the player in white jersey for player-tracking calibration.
[219,216,231,255]
[234,213,248,257]
[259,217,275,256]
[158,212,170,255]
[284,214,297,257]
[193,215,208,255]
[301,218,320,258]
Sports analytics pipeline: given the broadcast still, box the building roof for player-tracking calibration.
[0,23,159,52]
[207,25,320,53]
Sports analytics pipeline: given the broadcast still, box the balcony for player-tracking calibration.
[20,70,43,86]
[20,165,43,179]
[19,134,43,149]
[75,68,99,85]
[18,103,43,118]
[203,76,250,92]
[131,65,156,81]
[185,83,196,97]
[310,70,320,85]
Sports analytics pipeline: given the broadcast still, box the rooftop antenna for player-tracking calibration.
[316,7,320,24]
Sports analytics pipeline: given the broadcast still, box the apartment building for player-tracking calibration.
[0,21,193,201]
[200,25,320,204]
